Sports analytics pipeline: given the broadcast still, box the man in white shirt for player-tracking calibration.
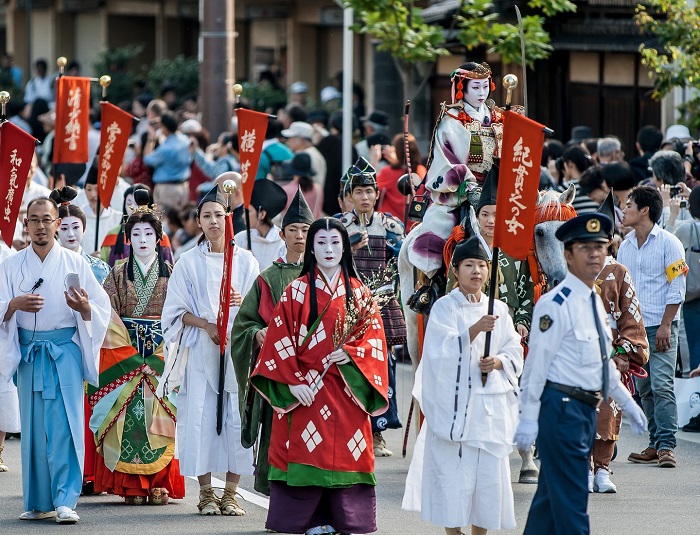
[24,59,53,104]
[617,186,686,468]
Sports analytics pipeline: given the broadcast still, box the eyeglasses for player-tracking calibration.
[26,218,58,227]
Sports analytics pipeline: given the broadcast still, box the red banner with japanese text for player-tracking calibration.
[493,111,545,260]
[0,121,37,245]
[98,102,134,208]
[53,76,91,164]
[236,108,269,206]
[217,213,235,355]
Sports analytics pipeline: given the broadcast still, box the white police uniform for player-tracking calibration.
[516,213,647,535]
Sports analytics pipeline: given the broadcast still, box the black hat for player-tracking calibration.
[198,184,229,212]
[85,165,98,185]
[330,110,359,133]
[361,110,389,127]
[570,125,592,143]
[250,179,288,220]
[597,190,616,227]
[283,187,314,228]
[555,213,613,244]
[345,157,377,192]
[451,236,490,266]
[477,164,498,213]
[283,152,316,178]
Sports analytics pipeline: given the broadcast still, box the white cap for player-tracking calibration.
[664,124,691,143]
[281,121,314,140]
[180,119,202,134]
[290,81,308,94]
[320,86,341,104]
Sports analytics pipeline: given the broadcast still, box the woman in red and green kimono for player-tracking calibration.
[90,189,184,504]
[252,217,389,535]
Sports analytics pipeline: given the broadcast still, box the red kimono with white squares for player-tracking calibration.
[251,269,389,487]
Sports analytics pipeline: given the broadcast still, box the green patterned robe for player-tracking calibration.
[231,257,302,495]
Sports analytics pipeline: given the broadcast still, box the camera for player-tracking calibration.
[670,185,682,197]
[681,199,688,209]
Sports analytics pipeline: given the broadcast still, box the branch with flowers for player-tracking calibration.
[308,265,398,394]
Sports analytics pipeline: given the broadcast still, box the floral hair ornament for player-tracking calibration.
[450,62,495,103]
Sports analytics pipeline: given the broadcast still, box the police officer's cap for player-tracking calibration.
[452,236,490,266]
[555,213,612,244]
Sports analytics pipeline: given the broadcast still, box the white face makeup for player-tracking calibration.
[313,228,343,272]
[464,79,490,109]
[130,222,158,263]
[58,215,84,252]
[125,194,136,216]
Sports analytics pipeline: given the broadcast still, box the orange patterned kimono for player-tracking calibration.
[90,261,184,499]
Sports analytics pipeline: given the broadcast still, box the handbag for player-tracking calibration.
[685,223,700,302]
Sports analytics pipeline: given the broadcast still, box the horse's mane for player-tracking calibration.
[528,189,577,302]
[535,190,577,224]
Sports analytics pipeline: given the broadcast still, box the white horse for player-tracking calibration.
[398,184,577,483]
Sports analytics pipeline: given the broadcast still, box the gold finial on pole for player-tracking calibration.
[232,83,243,104]
[502,74,518,108]
[222,175,239,214]
[57,56,68,76]
[0,91,10,121]
[99,75,112,99]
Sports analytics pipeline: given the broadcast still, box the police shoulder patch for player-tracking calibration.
[539,315,553,332]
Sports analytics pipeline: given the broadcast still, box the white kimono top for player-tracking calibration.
[0,244,111,385]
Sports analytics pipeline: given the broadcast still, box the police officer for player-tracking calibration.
[514,212,648,535]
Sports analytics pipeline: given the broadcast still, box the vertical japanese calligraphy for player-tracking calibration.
[97,102,135,208]
[0,121,38,245]
[53,76,91,164]
[493,111,546,260]
[235,108,269,207]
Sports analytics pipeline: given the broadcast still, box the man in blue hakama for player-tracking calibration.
[0,197,110,523]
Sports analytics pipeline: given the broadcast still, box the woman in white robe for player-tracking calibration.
[0,241,16,472]
[403,236,523,535]
[158,185,260,516]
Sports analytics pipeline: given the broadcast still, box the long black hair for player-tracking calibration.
[299,217,359,326]
[115,184,153,256]
[125,189,170,281]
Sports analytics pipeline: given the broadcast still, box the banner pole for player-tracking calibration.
[481,245,500,386]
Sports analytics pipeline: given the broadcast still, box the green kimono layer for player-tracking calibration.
[230,258,302,495]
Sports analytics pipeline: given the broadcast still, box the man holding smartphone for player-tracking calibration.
[0,196,111,523]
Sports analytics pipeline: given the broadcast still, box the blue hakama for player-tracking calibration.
[17,327,84,512]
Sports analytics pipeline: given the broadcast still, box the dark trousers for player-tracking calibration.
[523,387,597,535]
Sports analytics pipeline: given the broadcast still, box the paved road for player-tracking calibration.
[1,363,700,534]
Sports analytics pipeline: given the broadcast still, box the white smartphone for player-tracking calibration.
[65,273,80,296]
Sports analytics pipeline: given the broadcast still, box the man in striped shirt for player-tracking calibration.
[617,186,687,468]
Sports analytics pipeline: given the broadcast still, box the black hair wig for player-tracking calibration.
[49,187,86,229]
[115,184,152,257]
[124,189,170,281]
[299,217,359,326]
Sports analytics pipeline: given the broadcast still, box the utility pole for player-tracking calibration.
[199,0,235,139]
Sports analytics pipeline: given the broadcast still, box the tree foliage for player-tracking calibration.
[147,55,200,103]
[92,44,144,104]
[345,0,577,70]
[636,0,700,99]
[636,0,700,131]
